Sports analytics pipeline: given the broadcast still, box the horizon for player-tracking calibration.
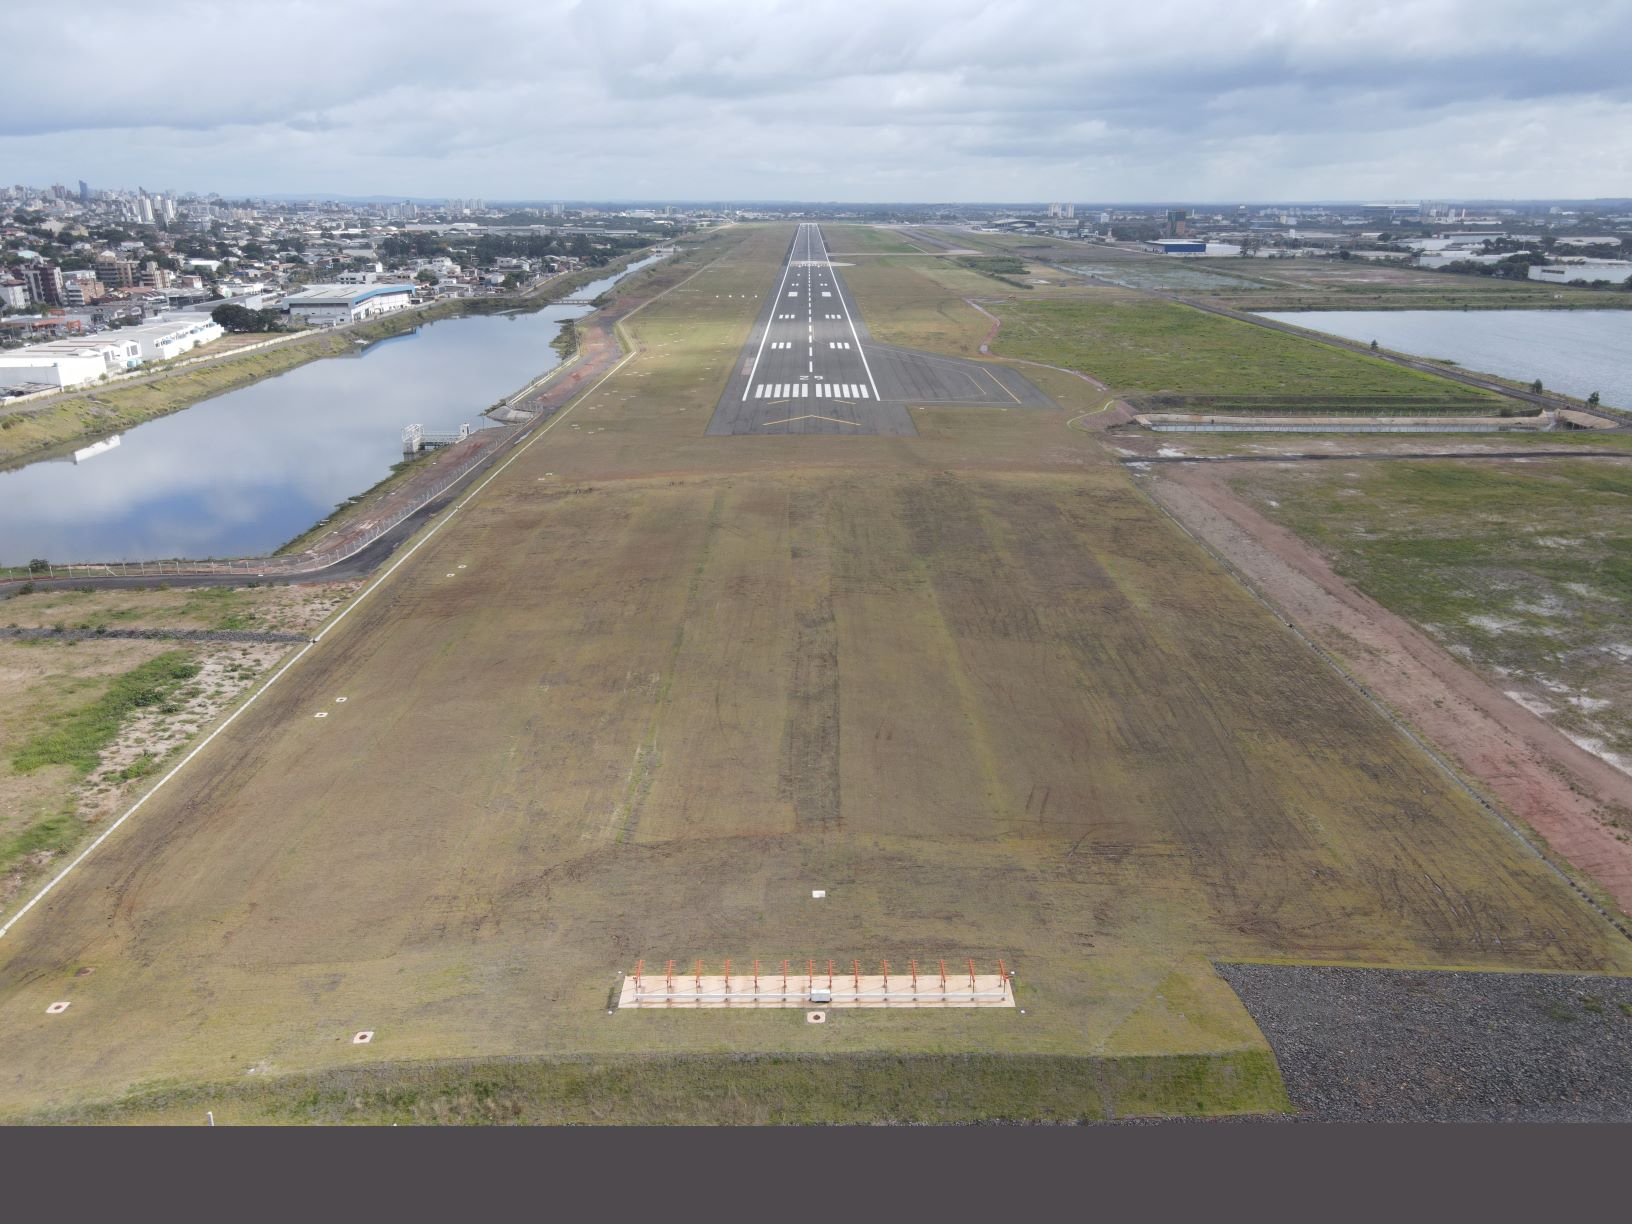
[7,0,1629,201]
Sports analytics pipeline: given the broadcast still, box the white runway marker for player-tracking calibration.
[353,1031,374,1044]
[314,712,328,719]
[47,1001,70,1015]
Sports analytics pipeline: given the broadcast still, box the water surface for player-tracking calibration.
[0,255,664,565]
[1258,309,1631,409]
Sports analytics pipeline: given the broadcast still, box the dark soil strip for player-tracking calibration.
[1219,963,1632,1121]
[0,626,309,645]
[780,492,841,832]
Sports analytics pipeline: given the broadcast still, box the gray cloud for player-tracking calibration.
[5,0,1629,199]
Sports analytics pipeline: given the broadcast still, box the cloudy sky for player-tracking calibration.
[7,0,1631,202]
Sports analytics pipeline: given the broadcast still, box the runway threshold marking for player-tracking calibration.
[0,243,709,943]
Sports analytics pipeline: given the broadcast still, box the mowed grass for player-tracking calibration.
[987,297,1500,398]
[1230,458,1632,772]
[0,224,1627,1123]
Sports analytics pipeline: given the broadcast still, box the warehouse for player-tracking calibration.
[0,335,139,390]
[1528,260,1632,285]
[1144,238,1208,255]
[115,316,225,362]
[282,283,416,326]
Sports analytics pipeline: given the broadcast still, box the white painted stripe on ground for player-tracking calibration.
[744,229,806,400]
[859,385,870,398]
[812,224,882,402]
[0,277,671,939]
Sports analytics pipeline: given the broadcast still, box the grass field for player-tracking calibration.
[985,298,1502,399]
[0,583,354,912]
[1,223,1627,1123]
[1228,457,1632,780]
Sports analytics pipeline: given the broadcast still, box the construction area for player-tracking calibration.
[0,223,1629,1125]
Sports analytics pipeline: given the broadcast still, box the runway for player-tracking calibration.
[707,224,1052,436]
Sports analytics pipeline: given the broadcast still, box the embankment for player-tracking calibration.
[7,1048,1290,1125]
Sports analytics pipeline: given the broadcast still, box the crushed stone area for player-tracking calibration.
[1220,963,1632,1121]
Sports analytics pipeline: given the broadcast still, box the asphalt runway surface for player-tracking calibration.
[708,224,1052,436]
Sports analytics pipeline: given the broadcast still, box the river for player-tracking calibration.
[1257,309,1631,410]
[0,254,666,566]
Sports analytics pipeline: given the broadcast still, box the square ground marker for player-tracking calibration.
[47,1002,70,1014]
[352,1030,374,1044]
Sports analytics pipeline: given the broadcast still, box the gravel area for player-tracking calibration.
[1220,963,1632,1121]
[0,626,309,644]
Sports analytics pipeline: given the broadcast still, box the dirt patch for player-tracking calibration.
[1143,463,1632,915]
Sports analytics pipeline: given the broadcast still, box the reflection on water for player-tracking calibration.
[1,255,664,565]
[1258,309,1632,410]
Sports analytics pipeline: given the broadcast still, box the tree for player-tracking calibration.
[1530,379,1544,394]
[211,303,258,332]
[1369,339,1379,351]
[1588,392,1601,406]
[416,269,437,285]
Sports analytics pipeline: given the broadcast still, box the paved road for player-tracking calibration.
[707,224,1051,436]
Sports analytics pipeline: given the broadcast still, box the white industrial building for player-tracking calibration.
[0,335,139,390]
[1528,260,1632,285]
[282,283,416,326]
[116,316,225,362]
[0,315,222,391]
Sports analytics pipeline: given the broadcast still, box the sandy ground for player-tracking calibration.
[1143,463,1632,914]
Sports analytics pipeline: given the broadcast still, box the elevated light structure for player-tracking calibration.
[617,957,1015,1009]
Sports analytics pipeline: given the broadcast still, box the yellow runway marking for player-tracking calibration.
[981,366,1023,404]
[761,414,860,428]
